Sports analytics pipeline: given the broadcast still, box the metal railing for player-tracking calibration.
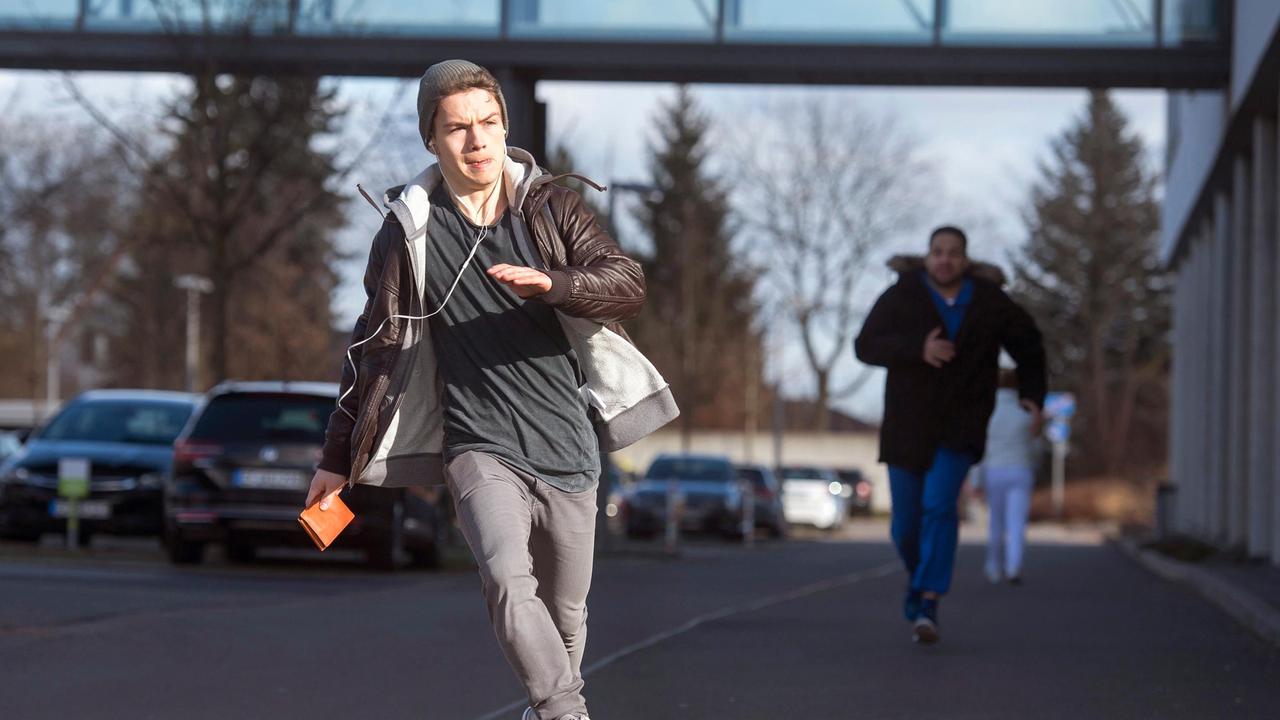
[0,0,1224,48]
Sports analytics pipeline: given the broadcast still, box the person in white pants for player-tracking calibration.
[978,368,1042,584]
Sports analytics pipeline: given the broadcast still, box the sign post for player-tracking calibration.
[1043,393,1076,518]
[57,458,90,548]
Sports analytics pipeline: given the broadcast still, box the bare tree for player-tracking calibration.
[0,116,135,400]
[731,96,931,430]
[61,0,400,384]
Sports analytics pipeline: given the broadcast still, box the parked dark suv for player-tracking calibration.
[0,390,198,543]
[164,381,443,570]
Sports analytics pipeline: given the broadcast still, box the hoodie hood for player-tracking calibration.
[379,146,548,239]
[886,254,1008,286]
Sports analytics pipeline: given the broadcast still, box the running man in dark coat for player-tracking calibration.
[855,225,1046,644]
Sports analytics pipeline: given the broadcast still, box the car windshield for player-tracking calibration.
[39,400,193,445]
[781,467,828,481]
[645,457,733,482]
[0,432,22,459]
[190,394,334,443]
[736,468,767,488]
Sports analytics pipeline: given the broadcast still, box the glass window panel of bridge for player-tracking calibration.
[1162,0,1219,46]
[296,0,500,36]
[728,0,934,43]
[507,0,715,40]
[943,0,1159,45]
[0,0,78,29]
[82,0,291,32]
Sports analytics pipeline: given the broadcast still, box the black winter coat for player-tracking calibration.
[854,257,1047,474]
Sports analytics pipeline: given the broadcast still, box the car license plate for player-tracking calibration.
[48,500,111,519]
[235,469,308,491]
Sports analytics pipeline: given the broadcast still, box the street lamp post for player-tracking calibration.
[44,304,71,416]
[174,275,214,393]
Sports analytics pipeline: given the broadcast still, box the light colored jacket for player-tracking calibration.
[981,388,1037,470]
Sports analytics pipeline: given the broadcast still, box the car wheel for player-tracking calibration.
[408,542,439,569]
[225,538,256,564]
[625,526,654,540]
[0,526,42,543]
[166,534,205,565]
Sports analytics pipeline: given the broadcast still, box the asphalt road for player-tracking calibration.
[1,523,1276,720]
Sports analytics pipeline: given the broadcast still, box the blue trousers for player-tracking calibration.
[889,447,974,595]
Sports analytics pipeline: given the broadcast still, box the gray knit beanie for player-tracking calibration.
[417,59,508,148]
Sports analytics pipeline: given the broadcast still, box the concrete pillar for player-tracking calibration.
[1187,229,1208,532]
[494,67,546,163]
[1173,235,1201,535]
[1273,94,1280,566]
[1170,253,1187,530]
[1209,191,1232,542]
[1249,117,1277,558]
[1228,155,1253,548]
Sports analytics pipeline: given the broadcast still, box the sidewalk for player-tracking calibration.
[583,524,1279,720]
[1114,533,1280,647]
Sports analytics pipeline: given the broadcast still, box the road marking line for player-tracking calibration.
[471,560,900,720]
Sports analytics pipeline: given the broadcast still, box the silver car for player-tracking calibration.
[780,466,848,530]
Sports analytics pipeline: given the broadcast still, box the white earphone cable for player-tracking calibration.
[336,159,506,421]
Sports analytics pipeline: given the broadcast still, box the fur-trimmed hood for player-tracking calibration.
[886,254,1008,286]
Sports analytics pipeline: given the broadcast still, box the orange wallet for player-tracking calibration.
[298,494,354,551]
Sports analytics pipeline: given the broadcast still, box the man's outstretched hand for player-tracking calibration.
[488,264,552,298]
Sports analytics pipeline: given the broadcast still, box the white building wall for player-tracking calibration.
[1161,91,1228,261]
[1232,0,1280,110]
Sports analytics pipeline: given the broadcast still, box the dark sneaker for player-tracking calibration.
[903,587,923,622]
[1007,574,1023,586]
[912,598,940,644]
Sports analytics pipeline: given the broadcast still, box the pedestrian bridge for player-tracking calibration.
[1,0,1227,88]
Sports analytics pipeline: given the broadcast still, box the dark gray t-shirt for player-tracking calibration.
[422,185,599,492]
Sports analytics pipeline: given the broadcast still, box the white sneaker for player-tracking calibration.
[984,564,1003,584]
[524,709,591,720]
[524,706,591,720]
[912,616,939,645]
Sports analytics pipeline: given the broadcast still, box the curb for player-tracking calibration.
[1111,536,1280,647]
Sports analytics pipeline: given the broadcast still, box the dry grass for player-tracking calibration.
[1029,475,1158,527]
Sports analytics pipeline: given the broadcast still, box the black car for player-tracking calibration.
[623,454,747,540]
[0,390,198,543]
[164,381,443,570]
[734,464,788,538]
[835,468,874,515]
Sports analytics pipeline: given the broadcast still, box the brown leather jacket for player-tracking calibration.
[318,154,647,483]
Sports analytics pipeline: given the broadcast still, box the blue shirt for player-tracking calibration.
[924,273,974,339]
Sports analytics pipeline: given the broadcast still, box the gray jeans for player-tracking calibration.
[446,451,597,720]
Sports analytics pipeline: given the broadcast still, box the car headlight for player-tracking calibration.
[137,473,163,489]
[1,466,31,484]
[828,481,843,496]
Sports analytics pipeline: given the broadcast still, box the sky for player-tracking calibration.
[0,69,1166,422]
